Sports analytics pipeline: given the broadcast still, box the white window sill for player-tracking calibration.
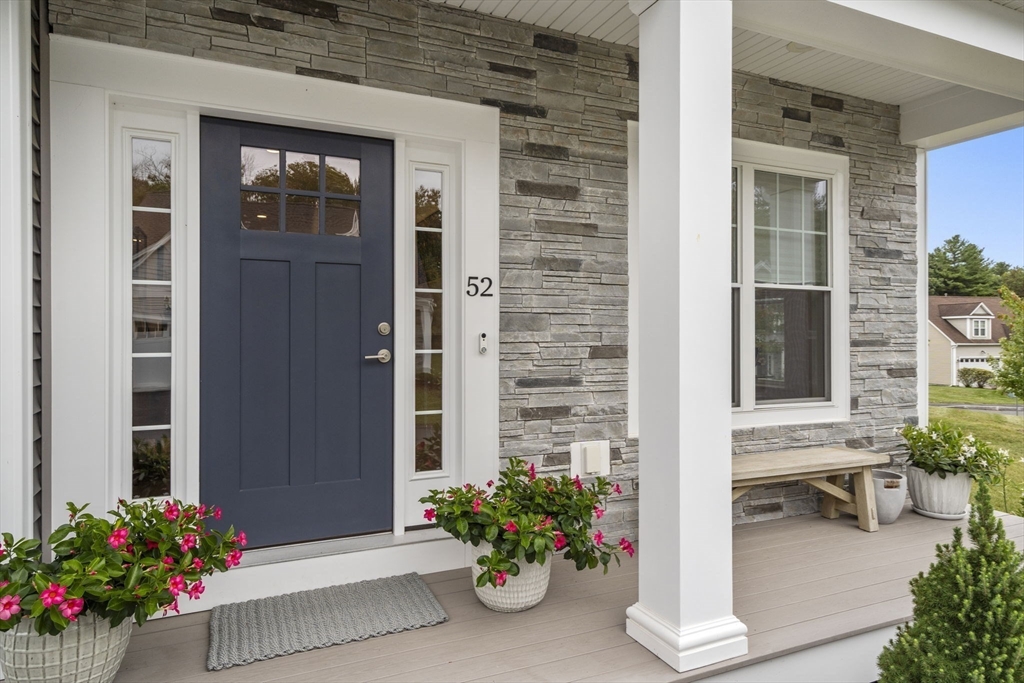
[732,402,850,429]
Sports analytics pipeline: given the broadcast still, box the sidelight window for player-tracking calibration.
[414,169,444,473]
[130,137,174,499]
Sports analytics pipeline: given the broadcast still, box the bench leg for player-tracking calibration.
[852,466,879,532]
[819,475,844,520]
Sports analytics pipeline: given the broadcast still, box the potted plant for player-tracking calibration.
[898,421,1011,520]
[878,483,1024,680]
[420,458,635,613]
[0,499,245,683]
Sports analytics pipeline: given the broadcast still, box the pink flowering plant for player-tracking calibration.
[0,498,244,636]
[420,458,635,589]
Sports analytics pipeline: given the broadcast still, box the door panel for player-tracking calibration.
[200,117,394,547]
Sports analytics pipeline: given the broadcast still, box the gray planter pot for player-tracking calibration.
[0,613,131,683]
[907,465,972,520]
[872,470,907,525]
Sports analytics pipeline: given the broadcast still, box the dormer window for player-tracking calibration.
[971,318,990,339]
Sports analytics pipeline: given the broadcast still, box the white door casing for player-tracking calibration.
[48,36,500,603]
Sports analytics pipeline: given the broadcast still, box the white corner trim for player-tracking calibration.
[0,0,36,539]
[626,604,749,673]
[927,319,954,345]
[627,120,639,439]
[916,149,928,422]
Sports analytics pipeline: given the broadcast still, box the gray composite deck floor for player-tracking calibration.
[114,505,1024,682]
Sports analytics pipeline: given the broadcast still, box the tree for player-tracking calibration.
[929,235,1001,296]
[878,483,1024,682]
[994,261,1014,277]
[992,286,1024,400]
[1002,268,1024,298]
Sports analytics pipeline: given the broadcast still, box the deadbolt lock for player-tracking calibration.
[378,322,391,336]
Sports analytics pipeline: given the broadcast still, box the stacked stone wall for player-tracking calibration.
[731,73,918,522]
[50,0,918,532]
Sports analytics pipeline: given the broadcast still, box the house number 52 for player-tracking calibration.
[466,276,494,297]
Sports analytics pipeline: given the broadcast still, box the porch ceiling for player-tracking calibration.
[733,28,957,106]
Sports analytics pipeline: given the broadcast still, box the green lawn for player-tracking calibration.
[930,407,1024,512]
[928,385,1020,406]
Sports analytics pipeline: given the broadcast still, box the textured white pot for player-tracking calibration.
[470,542,552,612]
[0,613,131,683]
[907,465,971,520]
[872,470,907,525]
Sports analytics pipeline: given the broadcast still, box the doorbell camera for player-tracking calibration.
[479,332,488,355]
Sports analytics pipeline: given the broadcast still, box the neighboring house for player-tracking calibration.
[928,295,1011,386]
[1,0,1022,677]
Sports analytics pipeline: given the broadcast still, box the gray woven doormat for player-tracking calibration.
[207,572,448,670]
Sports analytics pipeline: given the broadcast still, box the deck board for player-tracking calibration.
[114,506,1022,682]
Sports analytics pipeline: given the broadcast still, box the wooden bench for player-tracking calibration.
[732,447,891,532]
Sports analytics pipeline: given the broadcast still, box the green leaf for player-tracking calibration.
[126,564,143,590]
[456,518,469,536]
[47,526,72,546]
[31,573,50,594]
[484,524,498,543]
[533,536,547,559]
[475,571,491,588]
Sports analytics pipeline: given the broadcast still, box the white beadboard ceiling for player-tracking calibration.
[431,0,982,105]
[732,28,957,105]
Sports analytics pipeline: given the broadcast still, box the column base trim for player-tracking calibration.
[626,603,749,673]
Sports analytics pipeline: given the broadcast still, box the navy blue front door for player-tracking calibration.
[200,118,394,547]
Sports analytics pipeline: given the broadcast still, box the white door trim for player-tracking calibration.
[49,36,500,589]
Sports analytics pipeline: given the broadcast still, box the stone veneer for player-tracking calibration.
[730,73,919,522]
[49,0,918,534]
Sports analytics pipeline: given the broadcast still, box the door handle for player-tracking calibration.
[365,349,392,363]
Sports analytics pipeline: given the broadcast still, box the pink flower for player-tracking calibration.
[180,534,197,553]
[619,538,635,558]
[554,531,567,551]
[168,575,186,597]
[197,504,207,518]
[528,463,536,481]
[225,549,243,568]
[145,540,159,551]
[187,580,205,600]
[161,599,179,616]
[573,475,583,491]
[612,483,622,495]
[163,502,180,521]
[0,594,21,621]
[593,530,604,546]
[107,527,129,549]
[494,571,508,587]
[472,499,482,514]
[237,531,248,547]
[464,483,473,491]
[535,515,553,530]
[486,480,494,488]
[59,598,84,622]
[192,558,204,570]
[594,506,604,519]
[0,546,5,559]
[213,507,223,520]
[162,556,175,568]
[0,581,8,588]
[40,583,67,608]
[504,520,518,533]
[423,508,436,522]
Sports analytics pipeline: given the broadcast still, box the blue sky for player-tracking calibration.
[928,126,1024,267]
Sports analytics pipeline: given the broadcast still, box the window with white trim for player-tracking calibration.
[129,136,174,498]
[732,141,850,426]
[413,168,444,473]
[971,318,989,338]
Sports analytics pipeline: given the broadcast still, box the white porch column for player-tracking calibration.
[626,0,748,673]
[0,0,36,540]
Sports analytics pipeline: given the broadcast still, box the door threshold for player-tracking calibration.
[241,527,451,568]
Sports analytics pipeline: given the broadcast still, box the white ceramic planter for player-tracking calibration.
[0,613,131,683]
[470,542,552,612]
[872,470,907,525]
[907,465,972,520]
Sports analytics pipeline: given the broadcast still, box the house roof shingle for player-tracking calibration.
[928,295,1011,345]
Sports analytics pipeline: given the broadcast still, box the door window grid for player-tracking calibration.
[130,136,174,499]
[414,168,444,473]
[240,146,361,236]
